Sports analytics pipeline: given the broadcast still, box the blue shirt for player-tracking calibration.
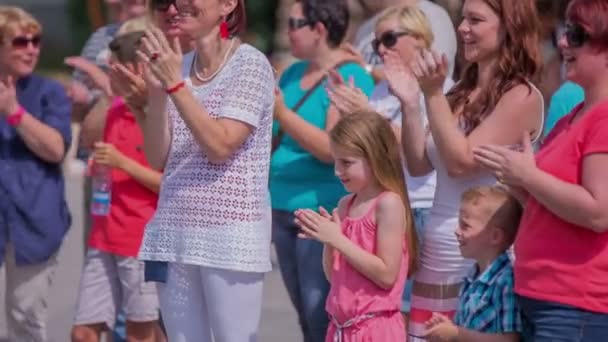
[455,253,522,334]
[543,81,585,138]
[270,61,375,211]
[0,74,72,266]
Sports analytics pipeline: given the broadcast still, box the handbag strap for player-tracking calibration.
[272,60,358,152]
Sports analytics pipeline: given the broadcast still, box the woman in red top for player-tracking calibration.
[473,0,608,340]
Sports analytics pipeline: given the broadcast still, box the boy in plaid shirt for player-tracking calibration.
[424,186,523,342]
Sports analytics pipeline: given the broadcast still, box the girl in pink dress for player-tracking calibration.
[295,110,418,341]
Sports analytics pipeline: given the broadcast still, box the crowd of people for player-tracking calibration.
[0,0,607,341]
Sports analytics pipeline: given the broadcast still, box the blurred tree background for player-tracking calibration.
[66,0,279,57]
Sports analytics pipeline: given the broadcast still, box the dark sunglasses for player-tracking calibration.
[288,17,310,31]
[152,0,176,12]
[564,23,590,48]
[11,35,41,49]
[372,31,410,55]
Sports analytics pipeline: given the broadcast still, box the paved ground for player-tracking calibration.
[0,164,302,342]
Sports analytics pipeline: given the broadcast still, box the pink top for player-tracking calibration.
[515,100,608,313]
[326,193,409,323]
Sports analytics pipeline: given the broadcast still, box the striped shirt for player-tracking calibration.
[454,252,522,334]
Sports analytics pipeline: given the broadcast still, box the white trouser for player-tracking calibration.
[158,262,265,342]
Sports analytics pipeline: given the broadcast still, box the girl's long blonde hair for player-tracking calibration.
[330,110,418,276]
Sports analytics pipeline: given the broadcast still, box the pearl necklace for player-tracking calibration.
[193,38,236,83]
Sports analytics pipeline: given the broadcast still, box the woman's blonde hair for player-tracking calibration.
[0,6,41,45]
[376,5,434,49]
[117,15,152,36]
[330,111,418,276]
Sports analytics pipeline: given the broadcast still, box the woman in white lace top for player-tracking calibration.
[134,0,275,341]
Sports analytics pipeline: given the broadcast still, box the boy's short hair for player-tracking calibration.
[109,16,151,64]
[461,186,523,245]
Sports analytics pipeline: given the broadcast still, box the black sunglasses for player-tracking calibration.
[372,31,410,55]
[564,23,590,48]
[152,0,176,12]
[288,17,310,31]
[11,35,41,49]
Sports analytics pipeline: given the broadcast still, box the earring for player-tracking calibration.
[220,19,229,39]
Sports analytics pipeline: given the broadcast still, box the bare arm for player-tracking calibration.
[331,193,405,289]
[322,245,334,283]
[383,52,434,176]
[425,84,542,178]
[141,87,172,169]
[522,153,608,233]
[119,157,162,193]
[16,113,67,163]
[275,103,339,163]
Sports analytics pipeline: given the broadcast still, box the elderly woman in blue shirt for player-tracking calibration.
[0,6,71,341]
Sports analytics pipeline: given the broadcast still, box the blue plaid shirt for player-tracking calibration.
[454,252,522,334]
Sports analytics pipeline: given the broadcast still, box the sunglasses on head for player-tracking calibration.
[372,31,410,55]
[152,0,176,12]
[288,17,310,31]
[564,23,590,48]
[11,35,41,49]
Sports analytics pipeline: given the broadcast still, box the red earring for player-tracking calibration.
[220,20,229,39]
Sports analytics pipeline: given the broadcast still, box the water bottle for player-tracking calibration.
[90,164,112,216]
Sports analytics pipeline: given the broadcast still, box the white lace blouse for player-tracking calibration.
[138,44,275,273]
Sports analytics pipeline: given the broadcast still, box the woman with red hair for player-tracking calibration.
[385,0,544,339]
[132,0,275,341]
[474,0,608,340]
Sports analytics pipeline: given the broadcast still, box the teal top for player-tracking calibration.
[543,81,585,138]
[270,61,375,211]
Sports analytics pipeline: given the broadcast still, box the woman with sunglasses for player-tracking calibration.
[384,0,544,339]
[328,3,454,325]
[131,0,275,341]
[473,0,608,340]
[271,0,375,340]
[0,6,72,341]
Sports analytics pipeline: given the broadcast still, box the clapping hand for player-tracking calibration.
[326,69,369,115]
[65,56,112,98]
[473,131,538,187]
[0,76,19,117]
[294,207,344,246]
[109,62,148,110]
[383,50,421,110]
[410,49,449,96]
[137,27,183,89]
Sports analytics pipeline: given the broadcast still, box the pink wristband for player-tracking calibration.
[6,106,25,127]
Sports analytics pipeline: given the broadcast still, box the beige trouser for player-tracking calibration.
[1,244,57,342]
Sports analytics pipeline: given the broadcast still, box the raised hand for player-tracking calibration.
[65,56,112,97]
[326,71,369,115]
[109,62,148,110]
[0,76,19,117]
[383,50,421,110]
[137,27,184,89]
[411,49,448,96]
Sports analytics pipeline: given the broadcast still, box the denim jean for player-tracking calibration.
[517,295,608,342]
[272,210,330,342]
[401,207,431,313]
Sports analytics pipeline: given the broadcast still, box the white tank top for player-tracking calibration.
[417,82,544,279]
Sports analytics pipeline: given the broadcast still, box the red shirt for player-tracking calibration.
[515,100,608,313]
[88,98,158,257]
